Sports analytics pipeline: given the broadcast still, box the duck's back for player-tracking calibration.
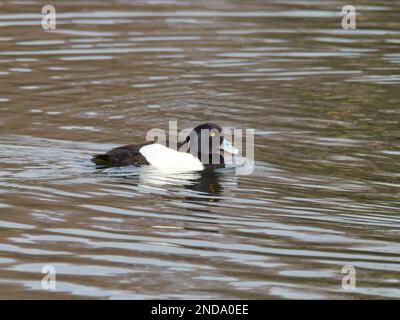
[92,142,152,167]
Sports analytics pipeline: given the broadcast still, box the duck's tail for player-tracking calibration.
[92,154,112,166]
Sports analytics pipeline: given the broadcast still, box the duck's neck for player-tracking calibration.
[178,141,225,168]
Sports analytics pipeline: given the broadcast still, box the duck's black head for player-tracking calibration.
[185,123,239,168]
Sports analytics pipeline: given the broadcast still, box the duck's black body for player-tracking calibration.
[93,142,152,167]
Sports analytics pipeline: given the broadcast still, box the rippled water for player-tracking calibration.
[0,0,400,299]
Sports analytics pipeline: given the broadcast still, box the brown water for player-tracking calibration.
[0,0,400,299]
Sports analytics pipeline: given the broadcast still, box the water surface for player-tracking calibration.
[0,0,400,299]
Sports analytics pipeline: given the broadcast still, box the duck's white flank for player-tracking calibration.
[139,143,204,171]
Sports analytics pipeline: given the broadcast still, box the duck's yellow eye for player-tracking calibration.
[210,132,215,137]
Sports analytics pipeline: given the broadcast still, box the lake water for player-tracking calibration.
[0,0,399,299]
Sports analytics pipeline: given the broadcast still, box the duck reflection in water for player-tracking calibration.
[138,167,228,202]
[103,165,236,203]
[182,169,224,202]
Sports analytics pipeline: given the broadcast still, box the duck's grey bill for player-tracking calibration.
[221,139,239,154]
